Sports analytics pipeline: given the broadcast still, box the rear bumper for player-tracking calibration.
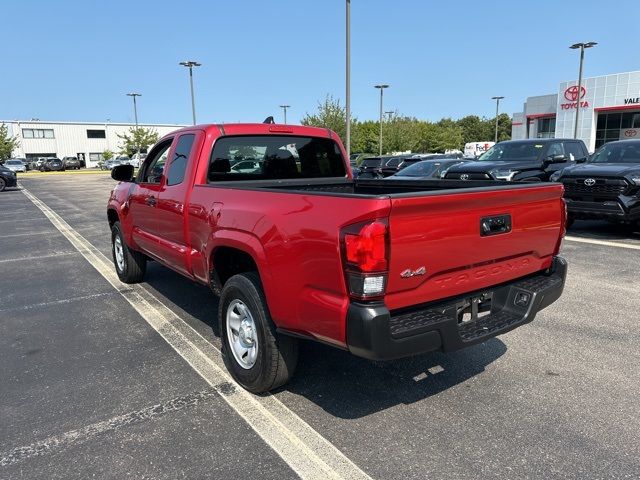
[565,197,640,222]
[346,256,567,360]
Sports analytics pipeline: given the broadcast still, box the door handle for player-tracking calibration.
[145,196,157,207]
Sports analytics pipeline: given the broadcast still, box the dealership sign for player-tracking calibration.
[560,85,589,109]
[620,128,638,140]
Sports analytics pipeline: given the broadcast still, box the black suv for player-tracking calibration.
[552,139,640,227]
[444,139,589,182]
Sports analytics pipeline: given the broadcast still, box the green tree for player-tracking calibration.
[301,95,348,144]
[457,115,493,144]
[493,113,512,143]
[0,123,20,161]
[103,149,114,161]
[117,127,159,157]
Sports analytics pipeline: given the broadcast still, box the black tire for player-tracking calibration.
[0,178,5,192]
[111,221,146,283]
[219,272,298,393]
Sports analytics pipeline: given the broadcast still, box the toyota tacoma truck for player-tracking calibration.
[107,123,568,393]
[551,139,640,228]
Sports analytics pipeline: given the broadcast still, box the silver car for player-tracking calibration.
[4,159,27,173]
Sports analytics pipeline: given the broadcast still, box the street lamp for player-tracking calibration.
[126,93,141,158]
[179,60,202,125]
[569,42,597,139]
[491,96,504,143]
[279,105,291,124]
[345,0,351,157]
[374,84,389,155]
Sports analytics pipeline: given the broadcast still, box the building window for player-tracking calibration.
[595,111,640,148]
[537,117,556,138]
[87,129,106,139]
[22,128,54,139]
[89,153,104,162]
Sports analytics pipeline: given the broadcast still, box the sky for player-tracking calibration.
[1,0,638,126]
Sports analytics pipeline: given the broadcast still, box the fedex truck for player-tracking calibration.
[464,142,495,158]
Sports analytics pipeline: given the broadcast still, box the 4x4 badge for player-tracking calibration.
[400,266,426,278]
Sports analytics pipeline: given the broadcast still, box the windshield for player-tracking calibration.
[590,142,640,164]
[478,142,543,162]
[6,160,21,165]
[396,161,439,177]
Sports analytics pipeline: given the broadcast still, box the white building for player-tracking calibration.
[512,70,640,152]
[2,120,187,167]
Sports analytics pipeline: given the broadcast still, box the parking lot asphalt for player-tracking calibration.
[1,174,639,479]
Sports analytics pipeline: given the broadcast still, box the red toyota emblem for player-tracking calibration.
[564,86,586,102]
[624,129,638,137]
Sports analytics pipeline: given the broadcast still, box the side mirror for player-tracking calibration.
[546,154,566,164]
[576,156,588,164]
[111,164,135,182]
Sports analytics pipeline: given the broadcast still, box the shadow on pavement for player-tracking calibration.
[568,219,640,240]
[280,337,506,419]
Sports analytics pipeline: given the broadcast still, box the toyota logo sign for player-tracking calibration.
[624,129,638,138]
[584,178,596,186]
[460,174,469,180]
[564,85,586,102]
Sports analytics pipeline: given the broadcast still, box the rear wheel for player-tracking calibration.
[219,272,298,393]
[111,221,146,283]
[566,214,575,229]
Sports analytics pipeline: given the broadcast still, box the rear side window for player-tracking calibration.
[546,142,564,157]
[167,134,195,186]
[361,158,383,167]
[386,158,401,167]
[207,135,346,182]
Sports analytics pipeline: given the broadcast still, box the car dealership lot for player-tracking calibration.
[1,174,639,479]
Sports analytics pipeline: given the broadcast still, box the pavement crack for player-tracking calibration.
[0,389,217,468]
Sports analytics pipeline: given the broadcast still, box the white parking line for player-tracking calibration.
[20,187,371,480]
[565,235,640,250]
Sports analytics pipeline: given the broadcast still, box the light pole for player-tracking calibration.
[179,60,202,125]
[374,84,389,155]
[384,111,394,122]
[345,0,351,157]
[126,93,141,158]
[491,96,504,143]
[279,105,290,124]
[570,42,597,139]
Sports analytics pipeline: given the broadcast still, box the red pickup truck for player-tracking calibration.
[107,123,567,392]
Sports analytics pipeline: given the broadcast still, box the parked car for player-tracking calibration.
[62,156,81,170]
[551,139,640,228]
[231,160,261,173]
[103,158,125,170]
[444,139,589,182]
[388,157,473,180]
[39,158,65,172]
[107,123,567,393]
[4,158,27,173]
[128,153,146,168]
[0,164,18,191]
[357,156,394,178]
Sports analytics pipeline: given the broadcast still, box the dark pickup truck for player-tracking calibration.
[445,139,589,182]
[552,139,640,227]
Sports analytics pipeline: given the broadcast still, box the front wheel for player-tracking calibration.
[111,221,146,283]
[219,272,298,393]
[0,178,5,192]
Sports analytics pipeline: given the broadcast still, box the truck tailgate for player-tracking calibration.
[385,184,564,311]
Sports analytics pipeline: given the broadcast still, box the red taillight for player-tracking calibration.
[342,220,389,300]
[344,221,387,272]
